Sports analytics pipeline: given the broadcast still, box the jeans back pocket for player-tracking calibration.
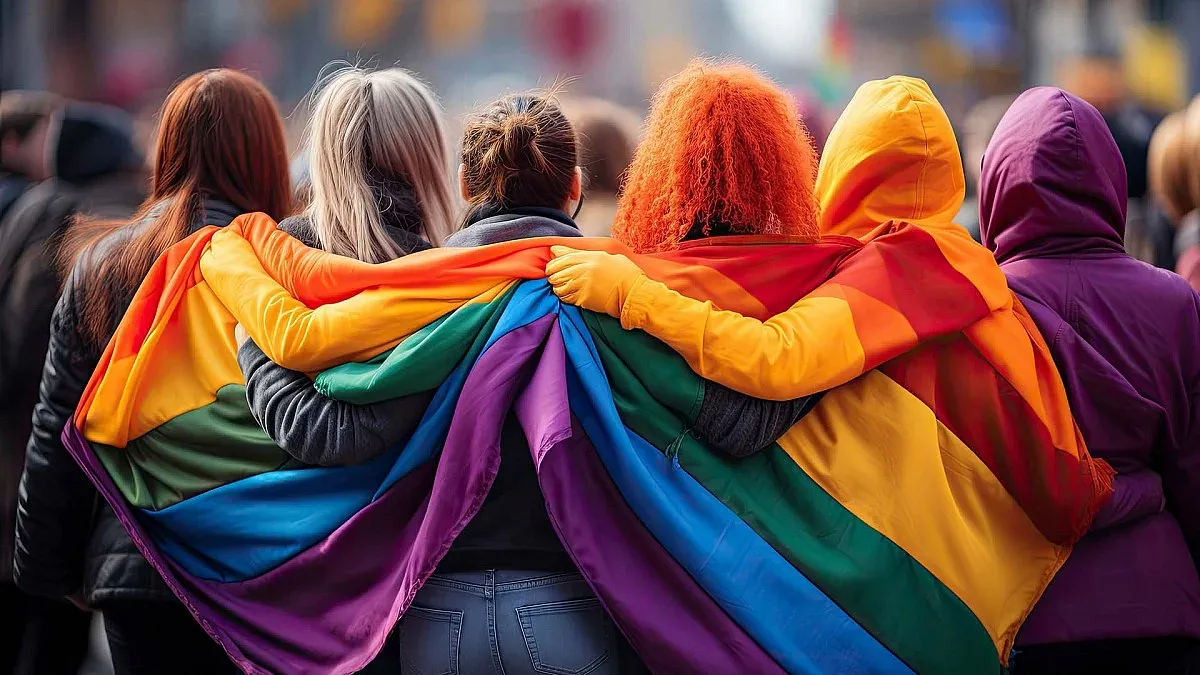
[516,598,616,675]
[398,605,463,675]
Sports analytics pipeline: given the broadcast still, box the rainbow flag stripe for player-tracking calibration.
[66,213,1111,674]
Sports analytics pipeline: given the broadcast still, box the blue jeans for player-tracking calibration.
[395,570,622,675]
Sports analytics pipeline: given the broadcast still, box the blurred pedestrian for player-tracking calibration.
[14,68,291,675]
[1147,107,1200,291]
[1060,55,1169,266]
[1,91,143,675]
[958,95,1015,242]
[980,87,1200,675]
[561,96,640,236]
[0,92,60,216]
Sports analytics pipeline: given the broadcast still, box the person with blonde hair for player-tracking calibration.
[1148,112,1192,223]
[283,64,458,260]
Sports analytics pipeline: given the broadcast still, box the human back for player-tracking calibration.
[980,86,1200,668]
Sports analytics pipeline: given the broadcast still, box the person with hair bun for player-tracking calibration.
[448,91,586,244]
[235,89,646,674]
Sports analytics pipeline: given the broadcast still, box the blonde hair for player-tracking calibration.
[459,89,578,222]
[304,65,456,262]
[1148,111,1192,222]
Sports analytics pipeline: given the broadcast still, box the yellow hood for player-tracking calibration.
[816,76,966,239]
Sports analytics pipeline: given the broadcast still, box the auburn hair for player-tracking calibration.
[459,90,578,222]
[612,59,819,253]
[63,69,292,344]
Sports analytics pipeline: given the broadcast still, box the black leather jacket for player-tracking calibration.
[13,199,240,605]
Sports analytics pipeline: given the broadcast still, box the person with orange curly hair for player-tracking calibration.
[546,74,1004,399]
[611,59,820,253]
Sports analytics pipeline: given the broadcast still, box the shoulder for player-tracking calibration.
[1124,257,1199,306]
[278,215,319,248]
[1,180,76,235]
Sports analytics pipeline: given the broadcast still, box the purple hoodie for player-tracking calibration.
[980,87,1200,645]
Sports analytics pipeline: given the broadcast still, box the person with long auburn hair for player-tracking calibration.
[14,68,291,675]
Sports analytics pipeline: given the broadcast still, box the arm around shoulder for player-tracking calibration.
[237,340,432,466]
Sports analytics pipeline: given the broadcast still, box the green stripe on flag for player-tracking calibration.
[316,286,517,404]
[96,384,287,511]
[581,312,1001,675]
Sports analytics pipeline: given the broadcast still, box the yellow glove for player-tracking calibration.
[546,246,647,319]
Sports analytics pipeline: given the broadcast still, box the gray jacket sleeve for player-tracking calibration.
[692,382,824,458]
[237,341,433,466]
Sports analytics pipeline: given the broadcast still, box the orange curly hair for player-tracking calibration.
[613,59,819,253]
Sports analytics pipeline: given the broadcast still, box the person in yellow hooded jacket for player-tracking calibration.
[547,74,1010,400]
[548,73,1120,673]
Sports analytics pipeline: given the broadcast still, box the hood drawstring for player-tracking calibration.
[664,426,692,469]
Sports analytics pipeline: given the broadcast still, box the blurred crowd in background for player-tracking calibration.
[5,0,1200,258]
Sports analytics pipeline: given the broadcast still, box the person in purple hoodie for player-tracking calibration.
[980,86,1200,674]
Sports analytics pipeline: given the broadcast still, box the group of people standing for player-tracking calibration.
[2,56,1199,675]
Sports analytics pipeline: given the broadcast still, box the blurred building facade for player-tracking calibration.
[2,0,1197,128]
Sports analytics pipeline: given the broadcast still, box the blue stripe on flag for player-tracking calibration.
[144,281,559,582]
[556,303,912,675]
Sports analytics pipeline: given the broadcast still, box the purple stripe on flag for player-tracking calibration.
[512,317,785,673]
[66,309,781,674]
[65,315,560,674]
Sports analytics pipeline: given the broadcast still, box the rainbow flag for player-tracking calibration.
[66,213,1111,675]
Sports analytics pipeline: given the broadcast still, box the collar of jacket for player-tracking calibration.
[447,205,581,248]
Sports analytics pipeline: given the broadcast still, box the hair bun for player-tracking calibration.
[500,114,540,167]
[460,91,576,211]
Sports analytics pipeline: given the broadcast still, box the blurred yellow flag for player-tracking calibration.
[336,0,405,46]
[426,0,485,53]
[1124,24,1186,111]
